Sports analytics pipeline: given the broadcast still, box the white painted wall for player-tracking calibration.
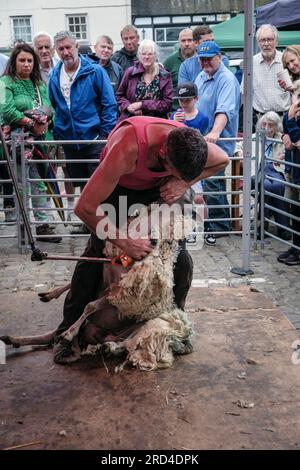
[0,0,132,51]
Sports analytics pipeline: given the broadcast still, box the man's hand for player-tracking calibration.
[113,237,154,260]
[205,130,220,144]
[159,176,189,204]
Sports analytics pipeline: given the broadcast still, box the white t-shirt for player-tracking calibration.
[60,59,81,108]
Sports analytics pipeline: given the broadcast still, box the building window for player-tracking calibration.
[155,27,184,44]
[172,16,191,24]
[67,14,88,41]
[11,16,32,43]
[135,17,152,26]
[155,29,165,42]
[153,17,171,25]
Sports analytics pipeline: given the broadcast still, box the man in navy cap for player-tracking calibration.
[178,25,229,84]
[195,40,240,237]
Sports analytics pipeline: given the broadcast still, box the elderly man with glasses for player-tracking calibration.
[241,24,291,130]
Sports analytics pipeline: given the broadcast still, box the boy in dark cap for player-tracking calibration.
[170,82,212,244]
[170,81,208,135]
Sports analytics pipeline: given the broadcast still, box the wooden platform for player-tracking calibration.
[0,286,300,450]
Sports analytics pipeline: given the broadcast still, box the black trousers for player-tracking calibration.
[63,142,104,188]
[0,162,14,208]
[291,193,300,250]
[56,185,193,336]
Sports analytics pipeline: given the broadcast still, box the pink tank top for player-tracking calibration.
[100,116,185,190]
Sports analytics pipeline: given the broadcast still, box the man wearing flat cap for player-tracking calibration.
[195,41,240,235]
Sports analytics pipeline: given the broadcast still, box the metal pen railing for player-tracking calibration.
[1,131,299,275]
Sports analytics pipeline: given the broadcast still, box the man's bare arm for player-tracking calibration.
[196,141,229,180]
[75,126,137,227]
[160,143,229,204]
[205,113,228,144]
[74,126,154,259]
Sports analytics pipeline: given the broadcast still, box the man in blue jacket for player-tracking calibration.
[49,31,117,193]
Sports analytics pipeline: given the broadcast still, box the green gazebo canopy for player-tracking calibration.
[212,13,300,50]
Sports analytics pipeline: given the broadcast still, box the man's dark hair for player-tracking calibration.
[193,25,213,43]
[5,43,42,85]
[166,127,208,182]
[78,44,93,55]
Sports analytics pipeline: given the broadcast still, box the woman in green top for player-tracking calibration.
[0,43,61,242]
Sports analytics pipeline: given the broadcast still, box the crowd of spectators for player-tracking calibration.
[0,21,299,263]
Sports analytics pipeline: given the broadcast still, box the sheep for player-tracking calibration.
[1,195,198,371]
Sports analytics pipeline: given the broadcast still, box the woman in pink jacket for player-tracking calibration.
[116,39,173,122]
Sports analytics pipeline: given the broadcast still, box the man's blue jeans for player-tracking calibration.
[203,170,231,232]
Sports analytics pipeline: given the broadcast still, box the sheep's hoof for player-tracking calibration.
[174,339,193,355]
[38,292,51,302]
[53,338,80,365]
[0,335,21,348]
[0,335,11,345]
[182,339,193,354]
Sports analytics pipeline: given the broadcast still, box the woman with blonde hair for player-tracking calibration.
[279,45,300,92]
[116,39,173,122]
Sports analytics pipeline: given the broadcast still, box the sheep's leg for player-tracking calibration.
[38,283,71,302]
[0,330,55,348]
[60,296,110,343]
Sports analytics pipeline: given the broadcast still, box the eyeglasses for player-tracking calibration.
[259,37,275,44]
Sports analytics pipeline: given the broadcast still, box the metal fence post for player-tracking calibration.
[231,0,254,276]
[259,130,266,248]
[252,130,260,250]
